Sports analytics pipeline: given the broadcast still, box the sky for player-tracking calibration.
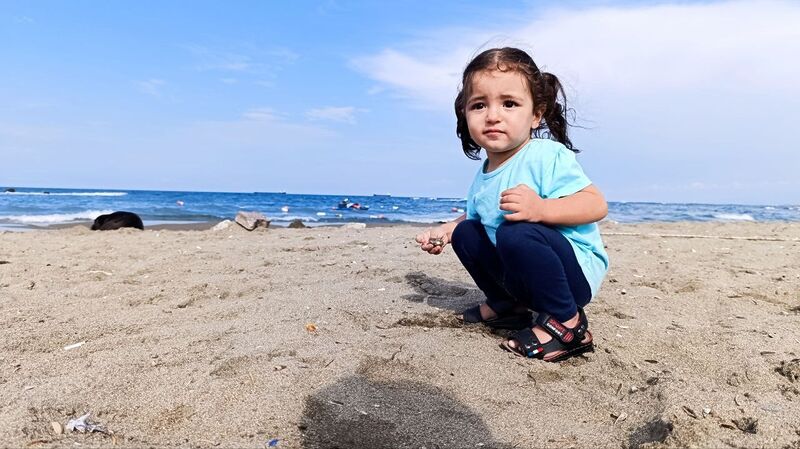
[1,0,798,204]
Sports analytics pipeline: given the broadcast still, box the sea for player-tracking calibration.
[1,187,799,231]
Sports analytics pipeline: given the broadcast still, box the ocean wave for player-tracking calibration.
[392,216,459,224]
[713,213,755,221]
[0,210,114,225]
[2,191,127,197]
[430,197,467,202]
[270,215,321,222]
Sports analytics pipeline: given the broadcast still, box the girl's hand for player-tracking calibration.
[415,226,450,255]
[500,184,548,222]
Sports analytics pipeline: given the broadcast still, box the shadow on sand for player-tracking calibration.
[402,271,484,313]
[299,373,510,449]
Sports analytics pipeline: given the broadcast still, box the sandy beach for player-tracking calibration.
[1,221,799,448]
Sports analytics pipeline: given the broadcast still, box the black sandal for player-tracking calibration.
[459,305,533,330]
[501,308,594,362]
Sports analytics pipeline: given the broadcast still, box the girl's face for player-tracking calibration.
[465,69,542,166]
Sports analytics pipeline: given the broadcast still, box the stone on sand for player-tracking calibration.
[235,211,270,231]
[211,220,233,231]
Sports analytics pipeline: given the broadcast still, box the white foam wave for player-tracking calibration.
[432,197,466,202]
[271,215,320,222]
[0,210,114,225]
[713,213,755,221]
[2,191,127,197]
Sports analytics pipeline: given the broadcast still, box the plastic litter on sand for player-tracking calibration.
[66,412,106,434]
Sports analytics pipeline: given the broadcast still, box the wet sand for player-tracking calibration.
[1,221,799,448]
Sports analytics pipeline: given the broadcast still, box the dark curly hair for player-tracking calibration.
[454,47,576,160]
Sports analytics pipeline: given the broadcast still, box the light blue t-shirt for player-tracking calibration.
[465,139,609,297]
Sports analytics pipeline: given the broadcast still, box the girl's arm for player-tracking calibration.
[415,213,466,255]
[500,184,607,226]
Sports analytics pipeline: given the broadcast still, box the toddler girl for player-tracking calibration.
[416,47,609,362]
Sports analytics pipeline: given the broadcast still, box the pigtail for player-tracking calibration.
[534,72,577,152]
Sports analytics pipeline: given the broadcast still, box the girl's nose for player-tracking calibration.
[485,105,501,122]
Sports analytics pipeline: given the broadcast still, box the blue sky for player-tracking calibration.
[1,1,798,204]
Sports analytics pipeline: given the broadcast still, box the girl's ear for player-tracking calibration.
[531,105,545,129]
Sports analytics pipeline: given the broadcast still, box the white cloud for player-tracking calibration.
[241,108,281,121]
[352,49,465,109]
[184,44,298,74]
[350,1,800,203]
[306,106,363,124]
[353,1,800,108]
[136,79,166,97]
[254,79,275,88]
[13,15,34,24]
[517,1,800,93]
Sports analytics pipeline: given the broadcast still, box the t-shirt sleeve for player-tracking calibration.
[540,147,592,199]
[465,178,479,220]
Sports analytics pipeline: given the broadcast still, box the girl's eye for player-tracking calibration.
[503,100,518,108]
[469,102,485,110]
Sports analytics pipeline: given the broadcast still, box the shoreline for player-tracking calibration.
[4,220,436,233]
[3,217,798,234]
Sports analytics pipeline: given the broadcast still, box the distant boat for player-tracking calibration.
[336,198,369,211]
[372,194,391,197]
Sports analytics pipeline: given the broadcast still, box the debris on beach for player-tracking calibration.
[63,341,86,351]
[51,422,64,434]
[731,417,758,434]
[776,359,800,382]
[65,412,106,434]
[305,323,318,333]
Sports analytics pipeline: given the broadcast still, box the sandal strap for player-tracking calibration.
[534,309,589,345]
[508,328,545,358]
[506,309,592,359]
[461,305,483,323]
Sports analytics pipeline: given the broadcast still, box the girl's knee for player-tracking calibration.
[496,221,550,254]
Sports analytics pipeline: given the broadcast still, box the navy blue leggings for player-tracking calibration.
[451,219,591,322]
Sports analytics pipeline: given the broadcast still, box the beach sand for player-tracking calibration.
[1,221,799,448]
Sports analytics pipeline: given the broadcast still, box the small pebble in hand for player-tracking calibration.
[428,238,444,247]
